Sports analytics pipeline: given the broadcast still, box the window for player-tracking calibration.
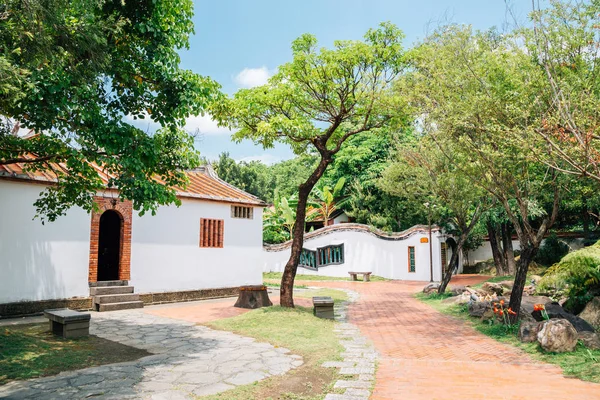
[200,219,224,248]
[231,205,253,219]
[408,246,416,273]
[441,243,448,271]
[299,248,318,270]
[317,244,344,267]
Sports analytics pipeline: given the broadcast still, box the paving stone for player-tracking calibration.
[0,309,302,399]
[345,388,371,397]
[339,367,375,375]
[334,380,371,389]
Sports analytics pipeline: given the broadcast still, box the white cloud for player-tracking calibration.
[234,66,272,88]
[237,154,283,165]
[184,114,231,136]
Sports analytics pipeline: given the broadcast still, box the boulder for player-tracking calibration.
[578,331,600,350]
[518,321,543,343]
[532,302,595,332]
[520,296,553,315]
[423,283,440,294]
[481,282,504,296]
[498,280,514,290]
[442,292,471,305]
[537,319,578,353]
[449,285,468,296]
[468,301,494,321]
[579,297,600,331]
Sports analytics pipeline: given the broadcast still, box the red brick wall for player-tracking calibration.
[88,196,132,282]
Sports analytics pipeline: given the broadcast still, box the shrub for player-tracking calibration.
[534,234,570,267]
[538,242,600,313]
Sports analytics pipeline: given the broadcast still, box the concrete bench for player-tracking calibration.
[44,308,91,338]
[313,296,334,319]
[348,271,372,282]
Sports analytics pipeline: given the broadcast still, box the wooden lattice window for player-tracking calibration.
[441,243,448,271]
[317,244,344,267]
[299,248,318,270]
[200,219,224,248]
[408,246,416,273]
[231,205,253,219]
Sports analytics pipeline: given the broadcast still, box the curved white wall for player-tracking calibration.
[263,228,446,282]
[0,181,91,303]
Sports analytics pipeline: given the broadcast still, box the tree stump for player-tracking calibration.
[234,285,273,309]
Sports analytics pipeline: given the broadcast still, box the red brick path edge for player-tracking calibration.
[299,276,600,400]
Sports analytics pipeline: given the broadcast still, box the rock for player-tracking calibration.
[520,296,553,315]
[530,275,543,285]
[481,282,504,296]
[422,283,440,294]
[442,292,471,305]
[579,297,600,331]
[537,319,578,353]
[468,301,494,321]
[532,302,595,332]
[449,285,468,296]
[518,321,543,343]
[523,285,536,296]
[498,280,514,290]
[578,331,600,350]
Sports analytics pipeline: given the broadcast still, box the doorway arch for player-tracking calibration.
[97,210,122,281]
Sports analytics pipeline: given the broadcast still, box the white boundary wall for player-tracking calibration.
[263,225,447,281]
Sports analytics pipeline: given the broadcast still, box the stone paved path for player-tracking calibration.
[301,276,600,400]
[0,310,301,399]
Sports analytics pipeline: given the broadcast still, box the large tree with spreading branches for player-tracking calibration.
[215,23,406,307]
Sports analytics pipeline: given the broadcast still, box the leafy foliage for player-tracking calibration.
[534,234,570,267]
[0,0,221,220]
[538,242,600,312]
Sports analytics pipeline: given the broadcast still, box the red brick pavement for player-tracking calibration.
[299,276,600,400]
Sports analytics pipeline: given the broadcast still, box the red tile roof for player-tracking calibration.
[0,161,266,207]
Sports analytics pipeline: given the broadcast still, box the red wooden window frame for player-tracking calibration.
[200,218,224,248]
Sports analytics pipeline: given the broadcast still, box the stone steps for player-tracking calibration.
[90,286,134,296]
[90,280,144,312]
[97,301,145,312]
[93,293,140,304]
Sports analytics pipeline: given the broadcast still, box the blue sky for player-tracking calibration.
[145,0,532,164]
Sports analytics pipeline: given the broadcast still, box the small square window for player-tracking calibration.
[231,205,253,219]
[200,218,224,248]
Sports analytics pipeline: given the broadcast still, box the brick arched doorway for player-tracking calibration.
[88,197,132,283]
[97,210,122,281]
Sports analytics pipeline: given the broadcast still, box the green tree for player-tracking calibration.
[0,0,220,221]
[404,25,561,320]
[381,136,487,293]
[212,152,273,202]
[215,23,406,307]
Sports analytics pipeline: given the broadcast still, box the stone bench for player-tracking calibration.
[234,285,273,309]
[348,271,372,282]
[313,296,334,319]
[44,308,91,338]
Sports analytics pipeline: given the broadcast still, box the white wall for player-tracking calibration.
[131,199,264,293]
[0,180,91,303]
[333,213,350,224]
[263,228,446,282]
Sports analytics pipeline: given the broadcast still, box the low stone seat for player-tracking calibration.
[234,285,273,309]
[44,308,91,338]
[348,271,372,282]
[313,296,335,319]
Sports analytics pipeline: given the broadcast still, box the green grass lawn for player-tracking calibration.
[0,323,149,385]
[415,292,600,383]
[205,289,348,400]
[263,272,389,282]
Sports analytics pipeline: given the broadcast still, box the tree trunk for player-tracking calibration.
[438,238,463,293]
[487,222,506,276]
[508,246,537,323]
[280,155,331,307]
[501,222,516,275]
